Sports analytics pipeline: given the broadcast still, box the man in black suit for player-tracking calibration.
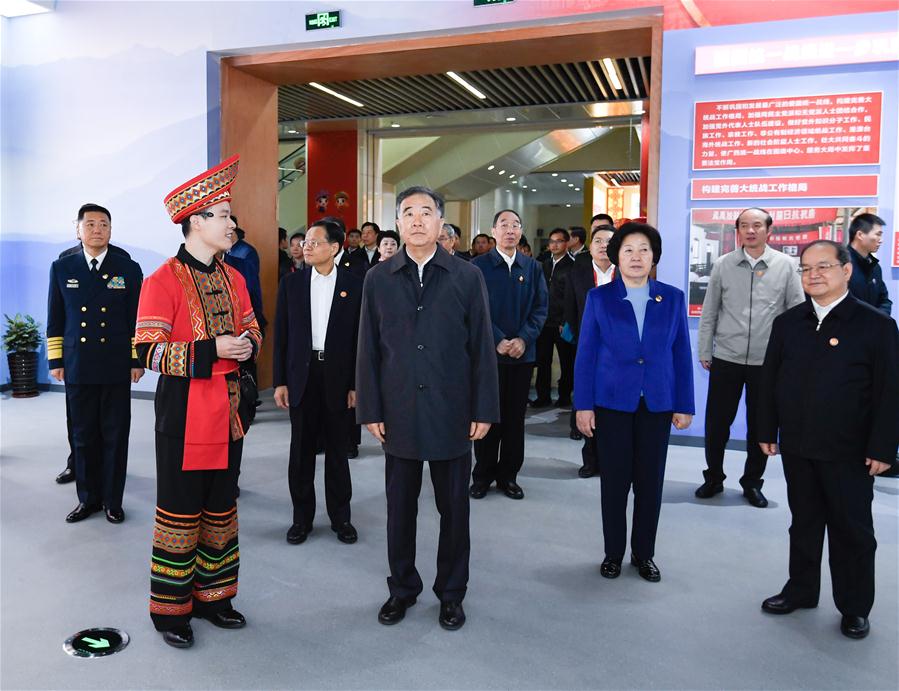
[563,224,616,477]
[273,219,362,546]
[54,238,132,485]
[47,203,144,523]
[758,240,899,640]
[356,186,499,631]
[348,221,380,275]
[533,227,574,407]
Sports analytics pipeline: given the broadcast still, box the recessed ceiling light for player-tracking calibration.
[603,58,623,91]
[566,204,572,208]
[498,170,506,176]
[575,187,581,191]
[505,117,517,122]
[390,123,401,128]
[509,174,515,178]
[487,165,495,171]
[560,178,568,183]
[309,82,364,107]
[551,173,559,177]
[568,184,574,187]
[287,129,298,134]
[446,71,487,100]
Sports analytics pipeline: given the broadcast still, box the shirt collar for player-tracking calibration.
[495,248,517,268]
[593,261,614,277]
[84,247,109,270]
[310,263,337,281]
[811,291,850,322]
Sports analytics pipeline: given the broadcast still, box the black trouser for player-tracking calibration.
[703,357,767,489]
[287,359,352,529]
[385,453,471,603]
[66,383,130,510]
[595,400,671,559]
[535,326,573,403]
[473,362,533,485]
[65,393,75,471]
[780,454,876,617]
[150,434,242,631]
[570,409,597,469]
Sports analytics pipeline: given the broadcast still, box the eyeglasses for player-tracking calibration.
[497,222,522,230]
[300,239,330,249]
[797,262,845,275]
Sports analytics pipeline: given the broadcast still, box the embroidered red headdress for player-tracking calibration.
[163,154,240,224]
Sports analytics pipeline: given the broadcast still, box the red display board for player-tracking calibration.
[892,231,899,269]
[691,174,878,200]
[694,92,882,170]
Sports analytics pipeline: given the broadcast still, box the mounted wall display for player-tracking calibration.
[693,92,883,170]
[306,131,358,232]
[690,174,879,200]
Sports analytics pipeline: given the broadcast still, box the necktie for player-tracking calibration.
[90,258,98,275]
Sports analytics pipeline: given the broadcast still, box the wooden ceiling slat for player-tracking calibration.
[584,61,611,101]
[560,63,590,103]
[499,67,542,105]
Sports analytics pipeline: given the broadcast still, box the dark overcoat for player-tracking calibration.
[273,264,362,411]
[355,246,500,460]
[758,294,899,464]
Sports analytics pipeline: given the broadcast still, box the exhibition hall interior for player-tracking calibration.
[1,1,897,689]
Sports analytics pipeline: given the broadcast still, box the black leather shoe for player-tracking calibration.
[347,445,359,459]
[570,429,583,441]
[695,481,724,498]
[578,463,597,479]
[743,487,768,508]
[286,524,311,544]
[840,615,870,639]
[55,467,75,484]
[497,481,524,500]
[105,507,125,524]
[469,481,490,499]
[378,596,416,625]
[65,503,102,523]
[761,593,817,614]
[600,557,622,579]
[529,398,552,408]
[332,521,358,544]
[439,601,466,631]
[630,556,661,582]
[203,608,246,629]
[162,624,194,648]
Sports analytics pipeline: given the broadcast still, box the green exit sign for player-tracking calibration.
[306,10,341,30]
[474,0,515,6]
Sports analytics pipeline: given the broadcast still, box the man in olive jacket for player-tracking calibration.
[356,186,499,632]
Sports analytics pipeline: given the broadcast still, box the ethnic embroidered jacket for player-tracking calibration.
[135,245,262,470]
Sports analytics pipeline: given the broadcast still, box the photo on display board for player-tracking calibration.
[687,206,877,317]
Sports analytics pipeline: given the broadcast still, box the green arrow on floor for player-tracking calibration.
[81,637,109,649]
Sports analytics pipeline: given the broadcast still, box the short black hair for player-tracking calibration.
[517,237,531,248]
[360,221,380,234]
[549,227,570,242]
[278,227,287,242]
[606,222,662,266]
[396,186,445,218]
[569,226,586,244]
[800,240,850,265]
[590,225,616,240]
[473,233,491,243]
[289,232,305,243]
[347,228,362,238]
[77,203,111,222]
[308,217,345,247]
[848,213,886,242]
[319,215,346,234]
[492,209,521,226]
[735,207,773,230]
[591,213,614,226]
[377,230,400,246]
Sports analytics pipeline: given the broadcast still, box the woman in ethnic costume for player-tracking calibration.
[135,154,262,649]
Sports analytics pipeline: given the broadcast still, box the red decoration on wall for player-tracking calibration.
[306,130,358,231]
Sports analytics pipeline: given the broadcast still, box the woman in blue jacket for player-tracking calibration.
[574,223,694,583]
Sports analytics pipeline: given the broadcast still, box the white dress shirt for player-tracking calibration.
[498,248,516,273]
[365,246,377,263]
[310,265,337,351]
[84,247,108,272]
[592,261,615,286]
[413,248,437,284]
[811,291,849,330]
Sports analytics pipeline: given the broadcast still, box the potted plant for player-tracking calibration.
[3,313,42,398]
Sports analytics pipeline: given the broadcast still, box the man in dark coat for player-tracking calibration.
[758,240,899,641]
[356,186,499,632]
[54,237,132,485]
[847,213,892,315]
[470,209,547,500]
[273,219,362,546]
[533,227,575,407]
[47,203,144,523]
[347,221,381,276]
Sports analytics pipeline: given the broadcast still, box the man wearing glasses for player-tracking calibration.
[470,209,548,500]
[696,207,804,508]
[758,240,899,640]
